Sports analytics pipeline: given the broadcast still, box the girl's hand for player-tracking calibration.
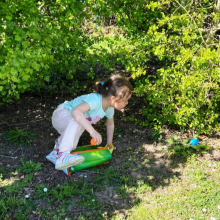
[90,130,102,145]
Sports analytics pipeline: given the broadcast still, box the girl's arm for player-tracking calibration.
[71,102,102,145]
[106,117,114,144]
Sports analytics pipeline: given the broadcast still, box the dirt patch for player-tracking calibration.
[0,92,220,219]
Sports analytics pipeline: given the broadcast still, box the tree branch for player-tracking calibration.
[174,0,208,47]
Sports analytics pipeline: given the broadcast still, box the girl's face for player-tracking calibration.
[111,95,131,111]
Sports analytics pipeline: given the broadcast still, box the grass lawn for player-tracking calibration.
[1,95,220,220]
[1,150,220,219]
[122,156,220,220]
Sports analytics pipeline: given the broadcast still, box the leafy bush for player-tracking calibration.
[1,0,220,134]
[0,0,93,103]
[99,0,220,134]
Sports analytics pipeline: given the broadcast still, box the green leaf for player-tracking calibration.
[15,35,21,41]
[6,15,12,20]
[44,75,50,82]
[174,145,181,152]
[183,138,189,143]
[1,91,6,96]
[11,76,18,82]
[166,139,174,145]
[172,135,179,141]
[22,75,30,81]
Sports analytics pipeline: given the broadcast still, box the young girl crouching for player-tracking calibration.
[51,74,133,170]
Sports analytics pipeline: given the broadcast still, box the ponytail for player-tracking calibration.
[95,75,133,99]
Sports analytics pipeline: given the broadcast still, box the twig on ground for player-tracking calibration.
[71,207,108,212]
[78,170,123,183]
[98,197,116,204]
[0,119,44,127]
[98,198,116,212]
[12,148,22,155]
[0,121,10,126]
[0,148,22,158]
[196,157,210,167]
[0,155,14,158]
[38,143,47,150]
[79,169,105,175]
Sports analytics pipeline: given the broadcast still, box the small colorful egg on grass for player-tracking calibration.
[190,138,199,145]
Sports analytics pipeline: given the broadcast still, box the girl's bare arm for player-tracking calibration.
[71,102,102,145]
[106,117,114,144]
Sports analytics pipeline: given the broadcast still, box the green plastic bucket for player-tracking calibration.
[68,145,112,174]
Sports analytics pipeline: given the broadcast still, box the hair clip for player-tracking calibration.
[101,82,104,86]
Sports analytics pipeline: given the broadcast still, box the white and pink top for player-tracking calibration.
[62,93,114,124]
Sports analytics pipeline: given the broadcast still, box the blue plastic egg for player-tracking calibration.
[189,138,199,145]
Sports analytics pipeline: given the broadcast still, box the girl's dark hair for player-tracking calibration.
[95,74,133,100]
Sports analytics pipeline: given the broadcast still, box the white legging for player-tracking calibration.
[52,104,85,153]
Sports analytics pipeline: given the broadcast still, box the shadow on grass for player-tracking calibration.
[0,123,194,220]
[0,83,210,220]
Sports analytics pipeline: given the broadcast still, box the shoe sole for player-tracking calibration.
[55,157,85,170]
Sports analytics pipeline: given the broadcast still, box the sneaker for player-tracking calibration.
[46,150,58,164]
[54,137,60,150]
[46,150,72,176]
[55,153,85,170]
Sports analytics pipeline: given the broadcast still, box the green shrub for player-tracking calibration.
[2,0,220,134]
[96,0,220,134]
[0,0,93,103]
